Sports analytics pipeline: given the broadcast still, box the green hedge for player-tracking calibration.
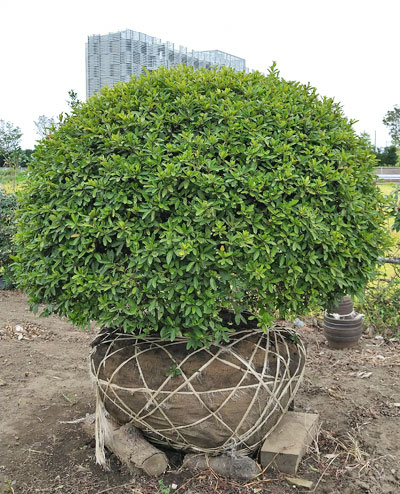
[14,65,390,347]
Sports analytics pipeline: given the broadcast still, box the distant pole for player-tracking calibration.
[374,130,377,150]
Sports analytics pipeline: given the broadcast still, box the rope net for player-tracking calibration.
[90,325,306,462]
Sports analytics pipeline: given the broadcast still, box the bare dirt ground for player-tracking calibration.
[1,291,399,494]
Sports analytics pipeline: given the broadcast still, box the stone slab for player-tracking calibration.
[260,411,319,474]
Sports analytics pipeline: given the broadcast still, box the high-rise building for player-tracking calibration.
[86,29,246,98]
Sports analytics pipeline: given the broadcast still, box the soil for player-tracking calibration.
[1,291,399,494]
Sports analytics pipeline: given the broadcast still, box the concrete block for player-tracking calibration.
[260,411,319,474]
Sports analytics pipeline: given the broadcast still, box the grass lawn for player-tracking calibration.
[0,167,28,194]
[379,183,396,196]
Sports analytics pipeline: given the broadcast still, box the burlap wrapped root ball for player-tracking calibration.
[90,325,306,455]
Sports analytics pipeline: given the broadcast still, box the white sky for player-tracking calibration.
[1,0,399,149]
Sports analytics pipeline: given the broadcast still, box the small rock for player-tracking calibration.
[184,453,259,481]
[285,477,313,489]
[356,371,372,379]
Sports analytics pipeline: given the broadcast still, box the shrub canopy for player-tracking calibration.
[14,65,390,347]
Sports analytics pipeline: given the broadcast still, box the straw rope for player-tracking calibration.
[90,325,306,465]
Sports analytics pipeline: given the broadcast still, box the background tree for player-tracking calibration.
[0,120,22,167]
[375,145,398,166]
[34,115,58,139]
[359,132,375,152]
[383,105,400,145]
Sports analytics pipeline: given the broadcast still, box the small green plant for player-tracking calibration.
[157,479,170,494]
[14,65,390,347]
[165,362,182,377]
[288,332,300,344]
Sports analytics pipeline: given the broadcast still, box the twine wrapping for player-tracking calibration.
[90,325,306,466]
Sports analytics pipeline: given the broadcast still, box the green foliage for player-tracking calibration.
[357,279,400,338]
[359,133,398,166]
[67,89,81,110]
[383,105,400,146]
[14,65,390,347]
[388,186,400,232]
[157,479,170,494]
[374,145,398,166]
[0,190,17,287]
[20,149,34,167]
[165,362,182,377]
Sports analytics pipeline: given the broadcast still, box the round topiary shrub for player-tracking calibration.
[14,65,389,348]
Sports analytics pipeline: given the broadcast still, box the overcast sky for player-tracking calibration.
[1,0,399,149]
